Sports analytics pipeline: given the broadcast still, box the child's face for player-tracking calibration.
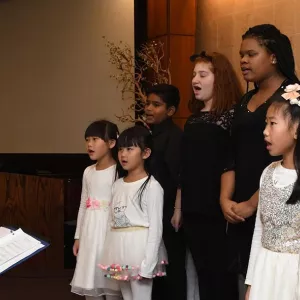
[240,38,276,83]
[118,146,150,172]
[264,104,298,157]
[192,62,214,103]
[145,93,175,125]
[85,136,111,161]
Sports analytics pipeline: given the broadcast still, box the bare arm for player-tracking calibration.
[248,190,259,208]
[174,188,181,209]
[220,171,245,223]
[220,170,235,202]
[171,189,182,231]
[233,189,258,218]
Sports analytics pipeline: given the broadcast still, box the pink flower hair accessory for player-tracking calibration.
[281,83,300,106]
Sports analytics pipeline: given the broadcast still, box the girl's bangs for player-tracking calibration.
[85,122,107,140]
[117,133,141,148]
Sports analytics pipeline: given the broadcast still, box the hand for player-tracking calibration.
[232,200,256,219]
[245,285,251,300]
[171,209,182,232]
[73,239,80,256]
[220,199,245,224]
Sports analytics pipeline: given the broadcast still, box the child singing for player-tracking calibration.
[245,83,300,300]
[99,125,167,300]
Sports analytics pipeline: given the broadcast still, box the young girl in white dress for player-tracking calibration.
[99,125,167,300]
[245,83,300,300]
[71,120,122,300]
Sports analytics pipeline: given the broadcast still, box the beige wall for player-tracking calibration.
[196,0,300,91]
[0,0,134,153]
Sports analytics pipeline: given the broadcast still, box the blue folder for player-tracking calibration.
[0,227,50,275]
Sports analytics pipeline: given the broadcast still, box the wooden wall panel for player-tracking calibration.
[170,0,196,35]
[147,0,197,128]
[64,178,82,221]
[170,35,195,118]
[147,0,168,38]
[0,173,64,273]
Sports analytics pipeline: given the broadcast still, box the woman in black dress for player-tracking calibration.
[220,24,299,297]
[172,51,242,300]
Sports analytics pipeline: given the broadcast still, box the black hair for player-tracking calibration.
[242,24,298,84]
[270,91,300,204]
[117,125,153,208]
[84,119,120,179]
[146,84,180,111]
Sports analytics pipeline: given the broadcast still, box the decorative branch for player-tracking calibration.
[103,36,171,123]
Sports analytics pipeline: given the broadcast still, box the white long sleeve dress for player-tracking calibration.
[70,164,121,297]
[99,176,167,281]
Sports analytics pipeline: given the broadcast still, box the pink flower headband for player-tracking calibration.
[281,83,300,106]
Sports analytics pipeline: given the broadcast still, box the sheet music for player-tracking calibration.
[0,243,44,274]
[0,228,45,273]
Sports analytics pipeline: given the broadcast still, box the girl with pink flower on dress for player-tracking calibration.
[70,120,122,300]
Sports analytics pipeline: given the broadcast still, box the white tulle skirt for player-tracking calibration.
[249,247,300,300]
[70,209,121,297]
[99,227,167,281]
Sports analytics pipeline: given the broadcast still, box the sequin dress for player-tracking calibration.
[246,161,300,300]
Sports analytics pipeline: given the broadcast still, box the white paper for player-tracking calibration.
[0,228,45,273]
[0,243,44,274]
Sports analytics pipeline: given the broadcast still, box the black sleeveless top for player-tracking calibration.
[231,84,286,226]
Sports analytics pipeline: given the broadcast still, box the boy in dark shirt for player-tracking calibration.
[145,84,186,300]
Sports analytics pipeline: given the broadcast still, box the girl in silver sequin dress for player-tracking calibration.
[245,84,300,300]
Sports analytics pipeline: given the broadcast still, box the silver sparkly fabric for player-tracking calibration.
[260,162,300,254]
